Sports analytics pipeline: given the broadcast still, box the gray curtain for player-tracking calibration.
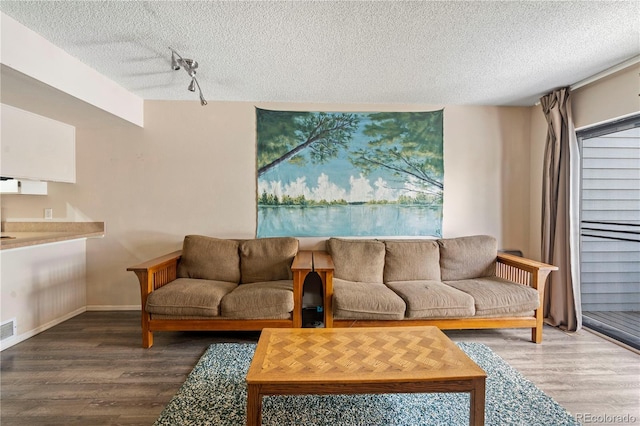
[540,87,582,331]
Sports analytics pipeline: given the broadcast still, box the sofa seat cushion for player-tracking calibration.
[240,238,299,284]
[438,235,497,281]
[221,280,294,319]
[332,278,406,320]
[445,277,540,316]
[177,235,241,283]
[328,238,386,283]
[383,239,441,283]
[145,278,237,317]
[386,280,475,318]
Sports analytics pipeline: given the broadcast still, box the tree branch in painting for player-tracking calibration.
[350,111,444,199]
[257,109,360,177]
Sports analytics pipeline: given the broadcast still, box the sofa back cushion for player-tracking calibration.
[383,239,441,282]
[438,235,497,281]
[328,238,385,283]
[177,235,241,283]
[240,237,299,284]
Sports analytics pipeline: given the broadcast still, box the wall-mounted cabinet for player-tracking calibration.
[0,178,47,195]
[1,103,76,183]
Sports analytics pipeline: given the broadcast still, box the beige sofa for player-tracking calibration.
[128,235,299,348]
[325,235,557,343]
[129,234,556,348]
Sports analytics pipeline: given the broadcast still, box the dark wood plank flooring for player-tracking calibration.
[1,311,639,425]
[583,311,640,350]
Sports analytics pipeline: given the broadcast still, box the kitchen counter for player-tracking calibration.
[0,222,105,250]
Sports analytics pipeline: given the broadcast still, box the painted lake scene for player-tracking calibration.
[256,109,444,237]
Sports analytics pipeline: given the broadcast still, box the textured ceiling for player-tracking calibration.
[1,1,639,106]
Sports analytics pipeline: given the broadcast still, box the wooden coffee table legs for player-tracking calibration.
[246,378,486,426]
[470,377,486,426]
[246,384,262,426]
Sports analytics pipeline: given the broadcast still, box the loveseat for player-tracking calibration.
[127,235,299,348]
[128,234,556,348]
[324,235,557,344]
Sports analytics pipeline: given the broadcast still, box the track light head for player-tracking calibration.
[169,47,208,106]
[171,51,180,70]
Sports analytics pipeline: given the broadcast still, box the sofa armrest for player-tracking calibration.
[127,250,182,348]
[496,253,558,290]
[127,250,183,302]
[496,253,558,344]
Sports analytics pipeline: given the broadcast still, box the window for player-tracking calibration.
[579,114,640,349]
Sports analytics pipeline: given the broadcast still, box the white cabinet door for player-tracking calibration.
[0,104,76,183]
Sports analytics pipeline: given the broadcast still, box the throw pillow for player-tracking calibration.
[239,237,299,284]
[438,235,497,281]
[176,235,241,283]
[382,239,441,282]
[327,238,385,283]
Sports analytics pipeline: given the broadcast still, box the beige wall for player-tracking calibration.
[5,63,638,307]
[572,64,640,129]
[2,101,533,307]
[527,63,640,260]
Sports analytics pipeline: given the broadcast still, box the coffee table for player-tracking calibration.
[246,326,486,425]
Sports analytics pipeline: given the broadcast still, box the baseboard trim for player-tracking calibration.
[86,305,140,311]
[0,307,86,351]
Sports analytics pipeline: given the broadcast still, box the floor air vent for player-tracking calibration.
[1,318,17,341]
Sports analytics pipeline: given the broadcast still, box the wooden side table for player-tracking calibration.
[291,250,334,328]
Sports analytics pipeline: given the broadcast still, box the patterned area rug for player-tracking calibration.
[155,342,579,426]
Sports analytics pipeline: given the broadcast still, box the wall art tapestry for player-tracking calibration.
[256,108,444,238]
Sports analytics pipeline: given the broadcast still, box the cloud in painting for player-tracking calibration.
[258,173,401,203]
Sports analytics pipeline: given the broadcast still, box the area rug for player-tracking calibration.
[155,342,579,426]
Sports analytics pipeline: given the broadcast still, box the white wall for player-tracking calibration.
[1,101,533,308]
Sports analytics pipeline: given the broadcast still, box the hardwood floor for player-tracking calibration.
[1,311,639,425]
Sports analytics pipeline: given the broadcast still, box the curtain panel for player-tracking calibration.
[540,88,582,331]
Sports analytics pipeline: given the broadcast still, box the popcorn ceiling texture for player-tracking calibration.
[0,1,638,106]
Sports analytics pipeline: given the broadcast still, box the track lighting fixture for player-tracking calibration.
[169,47,208,106]
[171,51,180,71]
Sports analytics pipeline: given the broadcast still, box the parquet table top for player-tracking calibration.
[247,326,486,384]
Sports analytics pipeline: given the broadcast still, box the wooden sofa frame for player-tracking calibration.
[128,250,557,348]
